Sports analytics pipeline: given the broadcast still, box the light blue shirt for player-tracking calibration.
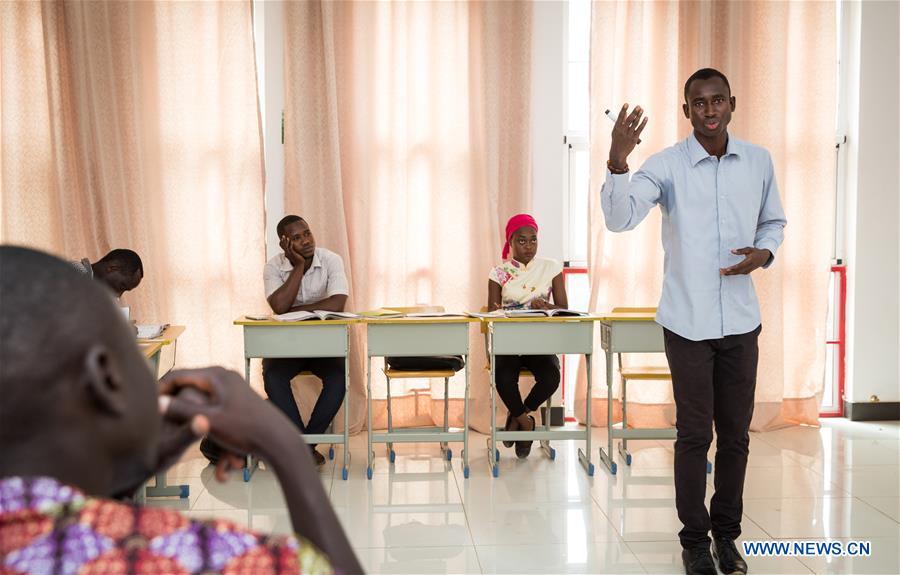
[600,133,786,341]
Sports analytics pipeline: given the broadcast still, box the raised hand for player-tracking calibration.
[609,104,649,170]
[720,247,772,276]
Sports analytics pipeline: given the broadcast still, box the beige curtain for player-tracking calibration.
[579,0,836,431]
[0,1,266,373]
[283,0,533,433]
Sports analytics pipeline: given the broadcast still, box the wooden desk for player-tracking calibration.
[234,317,356,481]
[483,316,599,477]
[363,316,476,479]
[137,326,188,501]
[139,325,186,379]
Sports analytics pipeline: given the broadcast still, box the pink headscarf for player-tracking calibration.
[502,213,539,260]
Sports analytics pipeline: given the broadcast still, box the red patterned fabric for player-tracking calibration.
[0,477,333,575]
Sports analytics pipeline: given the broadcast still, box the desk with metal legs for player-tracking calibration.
[138,326,189,501]
[364,317,474,480]
[234,317,355,481]
[597,312,675,475]
[484,316,599,477]
[596,312,713,476]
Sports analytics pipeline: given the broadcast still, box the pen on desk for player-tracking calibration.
[605,108,642,144]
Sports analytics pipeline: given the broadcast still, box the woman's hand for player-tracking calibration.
[530,297,553,310]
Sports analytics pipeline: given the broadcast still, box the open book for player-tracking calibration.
[466,309,587,318]
[273,310,359,321]
[136,324,169,339]
[504,308,588,317]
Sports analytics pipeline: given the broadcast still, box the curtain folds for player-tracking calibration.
[578,0,836,431]
[282,0,534,433]
[1,0,266,374]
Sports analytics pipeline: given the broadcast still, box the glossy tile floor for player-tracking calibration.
[157,418,900,574]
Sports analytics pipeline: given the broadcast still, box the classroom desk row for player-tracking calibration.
[232,311,667,482]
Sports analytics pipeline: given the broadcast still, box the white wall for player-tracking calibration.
[530,0,566,263]
[255,0,285,260]
[842,0,900,405]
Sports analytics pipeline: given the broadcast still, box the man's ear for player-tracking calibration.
[683,103,690,119]
[730,96,736,112]
[82,344,127,416]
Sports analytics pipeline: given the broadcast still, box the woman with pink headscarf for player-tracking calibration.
[487,213,569,458]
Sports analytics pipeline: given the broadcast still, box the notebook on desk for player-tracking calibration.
[273,310,359,321]
[404,311,465,318]
[504,308,588,317]
[466,309,587,318]
[359,308,405,318]
[465,310,505,318]
[136,324,169,339]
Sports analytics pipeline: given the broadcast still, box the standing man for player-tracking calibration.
[263,215,349,465]
[71,248,143,298]
[600,68,786,575]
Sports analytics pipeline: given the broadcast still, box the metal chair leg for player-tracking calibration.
[366,357,374,479]
[618,374,633,466]
[386,373,394,461]
[540,396,555,460]
[443,377,450,433]
[442,377,451,461]
[487,351,499,477]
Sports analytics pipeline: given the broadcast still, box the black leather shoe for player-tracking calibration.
[199,437,247,468]
[681,546,717,575]
[713,536,748,575]
[502,412,515,448]
[514,415,535,459]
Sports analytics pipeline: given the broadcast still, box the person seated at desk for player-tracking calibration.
[487,213,569,458]
[264,215,349,466]
[71,248,144,298]
[0,245,362,575]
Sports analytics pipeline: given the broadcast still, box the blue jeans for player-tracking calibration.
[262,357,346,437]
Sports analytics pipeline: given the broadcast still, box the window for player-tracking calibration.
[561,0,592,417]
[563,0,591,268]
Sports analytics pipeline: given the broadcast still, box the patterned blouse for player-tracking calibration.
[488,257,563,309]
[0,476,333,575]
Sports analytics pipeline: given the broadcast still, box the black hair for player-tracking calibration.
[276,215,306,237]
[98,248,143,275]
[683,68,731,103]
